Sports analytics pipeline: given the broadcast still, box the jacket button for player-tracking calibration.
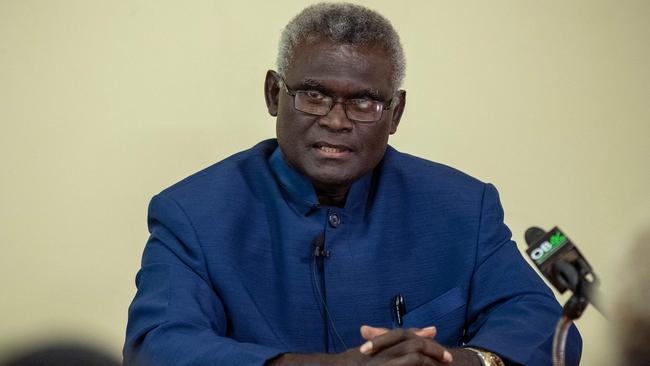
[328,213,341,228]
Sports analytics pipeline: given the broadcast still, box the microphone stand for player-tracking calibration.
[551,260,599,366]
[552,283,588,366]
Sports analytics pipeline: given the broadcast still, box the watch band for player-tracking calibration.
[465,347,505,366]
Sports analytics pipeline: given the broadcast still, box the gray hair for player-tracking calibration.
[277,2,406,89]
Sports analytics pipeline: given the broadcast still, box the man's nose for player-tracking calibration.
[318,102,354,132]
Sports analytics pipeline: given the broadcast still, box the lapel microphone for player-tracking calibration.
[313,234,331,258]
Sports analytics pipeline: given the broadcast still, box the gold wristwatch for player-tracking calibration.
[465,347,505,366]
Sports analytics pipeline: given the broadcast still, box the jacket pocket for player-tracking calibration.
[402,286,466,329]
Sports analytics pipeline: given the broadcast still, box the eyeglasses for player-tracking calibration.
[277,76,397,123]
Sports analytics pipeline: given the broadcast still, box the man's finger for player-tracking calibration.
[414,326,436,338]
[360,325,436,341]
[377,352,438,366]
[373,337,453,364]
[360,325,389,340]
[359,328,416,355]
[360,329,453,363]
[396,337,453,364]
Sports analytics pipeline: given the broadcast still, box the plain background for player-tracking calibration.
[1,1,648,364]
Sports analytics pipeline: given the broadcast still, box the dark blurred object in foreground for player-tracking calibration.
[2,343,119,366]
[616,228,650,366]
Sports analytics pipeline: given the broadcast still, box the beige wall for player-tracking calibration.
[1,1,648,364]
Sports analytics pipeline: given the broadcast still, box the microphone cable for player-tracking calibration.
[311,235,348,351]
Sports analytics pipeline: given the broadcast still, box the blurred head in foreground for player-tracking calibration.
[1,343,119,366]
[615,228,650,365]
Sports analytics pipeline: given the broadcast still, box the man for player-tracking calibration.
[124,3,581,365]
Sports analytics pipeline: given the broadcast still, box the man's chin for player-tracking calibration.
[306,170,356,191]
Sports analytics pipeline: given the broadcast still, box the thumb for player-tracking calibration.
[414,326,437,338]
[360,325,389,340]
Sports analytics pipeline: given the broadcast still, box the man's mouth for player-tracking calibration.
[313,142,352,156]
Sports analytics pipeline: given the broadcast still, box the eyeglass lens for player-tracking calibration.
[293,91,384,122]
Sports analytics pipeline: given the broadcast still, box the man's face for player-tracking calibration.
[265,40,406,191]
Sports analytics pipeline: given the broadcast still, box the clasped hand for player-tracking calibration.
[338,325,453,366]
[269,324,482,366]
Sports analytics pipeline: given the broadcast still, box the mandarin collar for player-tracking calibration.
[268,146,374,216]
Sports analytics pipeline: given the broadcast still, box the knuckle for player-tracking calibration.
[403,328,419,339]
[407,353,426,365]
[404,338,427,353]
[413,337,427,350]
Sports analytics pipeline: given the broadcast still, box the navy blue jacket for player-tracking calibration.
[124,139,581,365]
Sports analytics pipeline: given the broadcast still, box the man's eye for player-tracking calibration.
[350,99,373,110]
[305,91,325,100]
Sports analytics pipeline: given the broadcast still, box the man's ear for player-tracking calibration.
[389,90,406,134]
[264,70,280,117]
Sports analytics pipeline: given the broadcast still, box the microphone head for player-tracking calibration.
[312,234,329,257]
[525,226,594,294]
[312,234,325,249]
[524,226,602,315]
[525,227,547,247]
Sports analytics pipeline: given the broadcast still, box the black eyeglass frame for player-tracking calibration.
[276,75,398,123]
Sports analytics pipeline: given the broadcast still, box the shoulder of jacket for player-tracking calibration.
[159,139,278,199]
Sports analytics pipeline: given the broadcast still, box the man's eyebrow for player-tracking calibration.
[299,79,384,100]
[303,78,323,87]
[298,79,329,93]
[360,88,382,100]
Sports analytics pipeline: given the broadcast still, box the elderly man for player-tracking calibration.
[124,3,581,366]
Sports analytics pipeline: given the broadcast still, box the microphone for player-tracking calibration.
[524,226,604,315]
[312,234,330,258]
[525,226,606,366]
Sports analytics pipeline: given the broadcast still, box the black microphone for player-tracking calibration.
[524,226,604,316]
[312,234,330,258]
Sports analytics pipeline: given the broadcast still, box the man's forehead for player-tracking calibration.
[294,38,389,61]
[285,39,395,93]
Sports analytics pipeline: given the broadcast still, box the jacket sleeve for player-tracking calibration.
[464,184,582,366]
[124,194,287,366]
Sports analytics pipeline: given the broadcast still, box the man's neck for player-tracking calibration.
[314,183,350,208]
